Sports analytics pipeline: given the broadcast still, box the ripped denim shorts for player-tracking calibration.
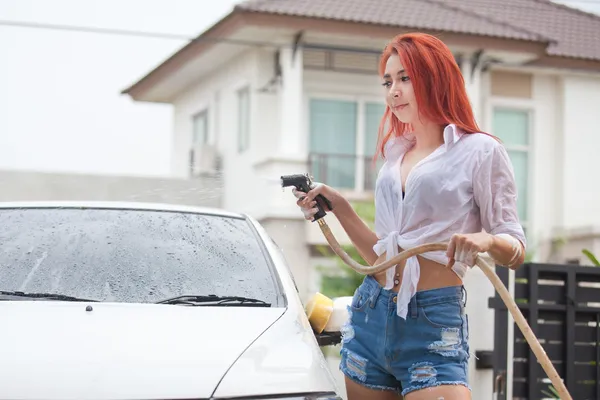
[339,275,470,397]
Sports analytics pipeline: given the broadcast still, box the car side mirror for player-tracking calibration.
[305,294,353,347]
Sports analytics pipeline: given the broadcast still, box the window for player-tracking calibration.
[492,107,530,231]
[0,207,282,306]
[237,86,250,152]
[192,109,208,145]
[309,99,357,189]
[363,102,386,190]
[308,98,385,191]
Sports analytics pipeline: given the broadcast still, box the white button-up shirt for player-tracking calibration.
[373,124,526,319]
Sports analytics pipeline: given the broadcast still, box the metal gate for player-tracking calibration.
[490,263,600,399]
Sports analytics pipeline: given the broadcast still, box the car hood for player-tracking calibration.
[0,301,286,400]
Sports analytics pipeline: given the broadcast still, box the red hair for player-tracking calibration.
[375,32,490,161]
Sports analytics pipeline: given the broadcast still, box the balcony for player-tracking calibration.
[308,152,382,193]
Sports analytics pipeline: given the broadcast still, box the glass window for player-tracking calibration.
[309,99,357,189]
[192,110,208,144]
[492,108,530,225]
[0,207,280,305]
[238,86,250,152]
[364,102,386,190]
[493,109,529,146]
[364,102,385,156]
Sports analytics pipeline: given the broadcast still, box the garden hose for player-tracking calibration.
[316,218,572,400]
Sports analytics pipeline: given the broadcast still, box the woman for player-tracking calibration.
[292,33,526,400]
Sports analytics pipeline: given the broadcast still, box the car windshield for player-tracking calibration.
[0,207,281,305]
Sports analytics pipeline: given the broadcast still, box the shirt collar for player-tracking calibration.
[443,124,465,149]
[383,134,412,161]
[384,124,466,161]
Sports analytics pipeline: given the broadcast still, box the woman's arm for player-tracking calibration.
[488,234,525,269]
[447,140,527,270]
[446,231,525,270]
[294,184,380,265]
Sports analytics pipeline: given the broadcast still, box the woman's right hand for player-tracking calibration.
[292,182,345,221]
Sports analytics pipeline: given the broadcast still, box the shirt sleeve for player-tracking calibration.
[473,141,527,249]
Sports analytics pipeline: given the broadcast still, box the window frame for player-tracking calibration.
[237,85,251,153]
[305,92,386,193]
[485,96,535,235]
[191,108,209,145]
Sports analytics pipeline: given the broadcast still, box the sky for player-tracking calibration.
[0,0,243,177]
[1,0,599,178]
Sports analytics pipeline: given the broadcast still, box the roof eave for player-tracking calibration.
[526,53,600,73]
[121,8,245,101]
[238,11,552,56]
[122,10,560,102]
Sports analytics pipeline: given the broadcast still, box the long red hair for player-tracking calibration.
[375,33,488,161]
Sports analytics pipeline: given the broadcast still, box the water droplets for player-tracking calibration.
[0,207,278,305]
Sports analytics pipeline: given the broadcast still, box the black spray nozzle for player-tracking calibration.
[280,173,313,193]
[280,173,332,222]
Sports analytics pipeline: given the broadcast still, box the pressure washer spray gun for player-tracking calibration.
[280,173,333,222]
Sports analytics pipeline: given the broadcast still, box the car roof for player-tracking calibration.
[0,201,246,219]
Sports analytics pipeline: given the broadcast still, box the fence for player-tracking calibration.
[490,263,600,399]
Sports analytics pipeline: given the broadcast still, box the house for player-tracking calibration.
[122,0,600,398]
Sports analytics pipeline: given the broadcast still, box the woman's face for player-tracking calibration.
[382,54,417,124]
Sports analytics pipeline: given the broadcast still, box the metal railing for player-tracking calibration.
[308,152,382,192]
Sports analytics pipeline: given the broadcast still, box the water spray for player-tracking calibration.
[280,172,572,400]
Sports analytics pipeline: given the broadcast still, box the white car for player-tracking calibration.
[0,201,344,400]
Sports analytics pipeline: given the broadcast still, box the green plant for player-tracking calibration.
[541,384,560,398]
[317,201,374,298]
[524,250,535,263]
[582,249,600,266]
[316,243,367,298]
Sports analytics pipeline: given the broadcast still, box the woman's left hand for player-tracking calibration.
[446,232,495,269]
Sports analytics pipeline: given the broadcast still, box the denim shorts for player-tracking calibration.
[339,275,470,397]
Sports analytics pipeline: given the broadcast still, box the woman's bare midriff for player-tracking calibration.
[372,249,462,292]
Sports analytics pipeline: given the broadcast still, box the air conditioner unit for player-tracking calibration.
[189,143,221,177]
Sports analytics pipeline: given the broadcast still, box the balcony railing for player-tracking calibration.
[308,152,383,192]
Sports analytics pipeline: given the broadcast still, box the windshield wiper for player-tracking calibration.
[0,290,99,302]
[156,294,271,307]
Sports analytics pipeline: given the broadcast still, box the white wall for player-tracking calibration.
[561,75,600,229]
[171,48,269,216]
[529,73,563,260]
[171,47,302,215]
[172,49,257,180]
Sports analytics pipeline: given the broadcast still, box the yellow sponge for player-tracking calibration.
[305,292,334,334]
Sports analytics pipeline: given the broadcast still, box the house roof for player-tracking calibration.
[122,0,600,101]
[433,0,600,61]
[236,0,600,61]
